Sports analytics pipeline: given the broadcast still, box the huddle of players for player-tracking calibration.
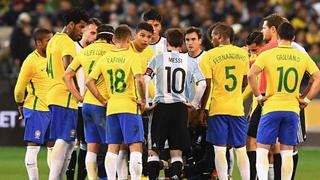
[14,7,320,180]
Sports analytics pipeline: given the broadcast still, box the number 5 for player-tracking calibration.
[225,66,237,92]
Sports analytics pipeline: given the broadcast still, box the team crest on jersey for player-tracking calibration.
[70,129,76,137]
[35,130,41,139]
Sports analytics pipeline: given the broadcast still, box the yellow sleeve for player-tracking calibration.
[14,58,34,103]
[243,53,250,75]
[253,53,265,69]
[89,60,102,80]
[305,55,319,75]
[68,55,81,71]
[131,54,143,75]
[199,53,212,79]
[62,38,76,58]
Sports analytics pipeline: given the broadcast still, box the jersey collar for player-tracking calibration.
[278,45,292,49]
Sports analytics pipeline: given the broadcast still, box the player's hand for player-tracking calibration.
[137,99,147,113]
[102,99,108,107]
[187,105,199,129]
[198,109,207,127]
[297,96,308,109]
[144,104,155,112]
[17,106,24,120]
[257,95,270,106]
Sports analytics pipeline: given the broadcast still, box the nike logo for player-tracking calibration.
[26,163,36,166]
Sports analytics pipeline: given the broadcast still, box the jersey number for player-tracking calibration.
[225,66,237,92]
[277,67,298,93]
[107,69,126,94]
[165,67,186,94]
[47,53,54,79]
[88,60,95,74]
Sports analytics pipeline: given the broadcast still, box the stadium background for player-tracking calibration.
[0,0,320,179]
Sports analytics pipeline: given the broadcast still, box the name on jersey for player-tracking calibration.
[211,53,247,64]
[107,57,125,63]
[169,57,182,63]
[276,54,300,62]
[84,49,107,56]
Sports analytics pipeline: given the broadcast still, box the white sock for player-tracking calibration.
[25,146,40,180]
[59,141,75,179]
[86,151,98,180]
[268,164,274,180]
[214,146,228,180]
[117,150,128,180]
[47,147,53,169]
[235,147,250,180]
[49,139,68,180]
[129,151,142,180]
[256,148,269,180]
[281,150,293,180]
[105,152,118,180]
[228,148,234,177]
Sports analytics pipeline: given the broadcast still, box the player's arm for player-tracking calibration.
[86,63,107,106]
[248,65,268,105]
[135,74,147,112]
[63,66,83,102]
[14,59,33,119]
[191,63,207,109]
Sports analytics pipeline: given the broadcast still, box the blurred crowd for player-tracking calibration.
[0,0,320,79]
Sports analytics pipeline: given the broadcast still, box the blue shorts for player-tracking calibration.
[257,111,299,146]
[207,115,247,147]
[23,108,52,144]
[106,113,144,144]
[82,103,106,144]
[49,105,78,141]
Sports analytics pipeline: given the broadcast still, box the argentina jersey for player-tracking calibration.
[148,51,205,104]
[150,37,167,55]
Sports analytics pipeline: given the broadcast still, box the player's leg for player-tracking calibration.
[207,115,229,180]
[272,142,281,180]
[120,113,145,180]
[48,105,77,180]
[256,112,281,180]
[278,112,299,180]
[246,104,262,180]
[116,143,128,180]
[229,116,250,180]
[105,114,123,180]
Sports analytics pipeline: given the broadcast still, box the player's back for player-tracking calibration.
[98,49,142,115]
[203,44,249,116]
[46,32,78,109]
[255,45,319,115]
[151,51,201,104]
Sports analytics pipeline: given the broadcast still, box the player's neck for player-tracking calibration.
[36,49,46,57]
[218,39,230,46]
[278,40,291,46]
[151,35,160,44]
[79,39,88,48]
[188,49,202,58]
[115,43,129,50]
[133,41,144,52]
[168,46,181,52]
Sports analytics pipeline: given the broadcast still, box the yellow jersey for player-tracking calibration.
[254,45,319,115]
[14,50,51,111]
[89,49,143,115]
[129,41,155,99]
[46,32,78,109]
[69,40,114,107]
[200,44,249,116]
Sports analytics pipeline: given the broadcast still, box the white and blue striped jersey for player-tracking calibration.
[147,51,205,104]
[187,50,206,101]
[150,37,167,56]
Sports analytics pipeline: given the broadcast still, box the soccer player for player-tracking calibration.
[86,25,146,180]
[248,22,320,180]
[14,28,53,180]
[145,28,206,180]
[63,24,115,180]
[199,23,250,180]
[116,22,154,180]
[46,8,89,180]
[143,8,167,55]
[68,17,102,180]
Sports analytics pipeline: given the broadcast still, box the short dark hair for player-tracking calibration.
[212,23,233,41]
[114,24,132,42]
[33,28,51,42]
[278,22,295,41]
[263,13,285,29]
[97,24,114,43]
[63,8,89,26]
[185,26,201,39]
[143,8,162,22]
[207,22,234,43]
[88,17,102,27]
[136,22,153,34]
[166,28,184,48]
[246,31,263,45]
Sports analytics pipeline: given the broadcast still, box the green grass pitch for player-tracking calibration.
[1,147,320,179]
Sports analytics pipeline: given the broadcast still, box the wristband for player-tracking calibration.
[255,94,263,101]
[303,97,311,104]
